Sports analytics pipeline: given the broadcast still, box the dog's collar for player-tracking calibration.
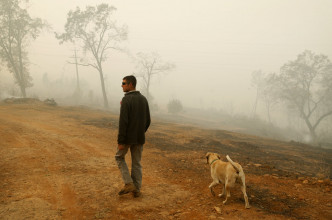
[210,159,219,166]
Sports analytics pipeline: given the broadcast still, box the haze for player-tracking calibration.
[1,0,332,140]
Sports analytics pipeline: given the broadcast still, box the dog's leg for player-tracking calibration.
[241,184,250,209]
[240,175,250,209]
[222,185,231,205]
[218,184,225,198]
[209,181,219,196]
[222,179,231,205]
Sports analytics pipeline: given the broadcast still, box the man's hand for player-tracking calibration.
[118,144,125,150]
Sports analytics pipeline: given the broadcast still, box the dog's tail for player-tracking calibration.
[226,155,240,173]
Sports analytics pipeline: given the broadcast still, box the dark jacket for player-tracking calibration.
[118,91,151,145]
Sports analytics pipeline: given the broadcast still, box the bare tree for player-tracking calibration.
[0,0,45,98]
[251,70,278,123]
[134,52,175,102]
[56,4,128,108]
[251,70,265,117]
[261,74,279,124]
[271,50,332,143]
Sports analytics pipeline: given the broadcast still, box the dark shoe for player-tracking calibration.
[118,183,136,195]
[133,190,141,198]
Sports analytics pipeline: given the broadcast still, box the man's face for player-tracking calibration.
[122,80,130,92]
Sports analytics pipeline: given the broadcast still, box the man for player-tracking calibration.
[115,75,151,198]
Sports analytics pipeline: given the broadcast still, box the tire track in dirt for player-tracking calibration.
[0,105,116,219]
[0,114,82,219]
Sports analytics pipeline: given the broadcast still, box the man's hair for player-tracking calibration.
[123,75,137,88]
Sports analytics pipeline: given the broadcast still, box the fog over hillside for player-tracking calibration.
[1,0,332,145]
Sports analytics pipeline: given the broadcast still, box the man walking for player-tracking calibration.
[115,75,151,197]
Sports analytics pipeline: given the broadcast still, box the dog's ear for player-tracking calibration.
[205,152,210,164]
[217,154,221,159]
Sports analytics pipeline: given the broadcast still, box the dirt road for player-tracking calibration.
[0,100,331,219]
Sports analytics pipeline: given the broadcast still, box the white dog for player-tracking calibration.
[206,152,250,209]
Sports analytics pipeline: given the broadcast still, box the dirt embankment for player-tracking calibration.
[0,101,331,219]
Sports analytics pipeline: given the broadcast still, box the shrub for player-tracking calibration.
[167,99,183,114]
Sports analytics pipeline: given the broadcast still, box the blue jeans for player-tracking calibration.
[115,144,143,191]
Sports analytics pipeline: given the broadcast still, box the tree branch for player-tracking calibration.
[96,25,107,55]
[313,110,332,130]
[67,61,97,69]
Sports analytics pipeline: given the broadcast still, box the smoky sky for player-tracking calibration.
[25,0,332,113]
